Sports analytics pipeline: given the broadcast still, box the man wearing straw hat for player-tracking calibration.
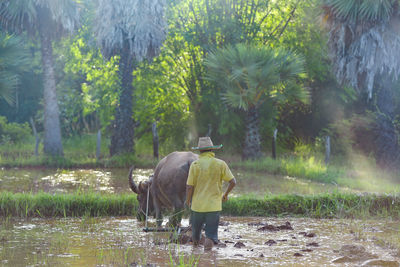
[186,136,236,250]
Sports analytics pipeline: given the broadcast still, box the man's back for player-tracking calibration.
[187,151,234,212]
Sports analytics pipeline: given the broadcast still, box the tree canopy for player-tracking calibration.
[1,0,399,167]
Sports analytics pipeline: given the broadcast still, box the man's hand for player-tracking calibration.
[184,200,191,210]
[222,178,236,202]
[186,185,194,210]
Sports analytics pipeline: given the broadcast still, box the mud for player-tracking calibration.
[1,216,400,266]
[256,221,293,232]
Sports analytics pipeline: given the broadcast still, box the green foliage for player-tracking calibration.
[165,0,310,149]
[60,26,120,134]
[133,52,191,152]
[0,34,29,105]
[0,116,31,144]
[0,0,392,165]
[327,112,376,157]
[323,0,396,22]
[205,43,307,111]
[232,155,342,184]
[282,156,339,183]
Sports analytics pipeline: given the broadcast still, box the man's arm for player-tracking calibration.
[222,178,236,202]
[186,185,194,208]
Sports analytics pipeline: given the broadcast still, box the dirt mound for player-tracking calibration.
[306,242,319,247]
[257,221,293,232]
[234,241,246,248]
[265,239,277,246]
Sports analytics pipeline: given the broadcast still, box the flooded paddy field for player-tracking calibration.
[0,168,356,196]
[2,168,400,266]
[1,216,399,266]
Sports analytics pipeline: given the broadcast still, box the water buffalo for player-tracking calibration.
[129,151,198,227]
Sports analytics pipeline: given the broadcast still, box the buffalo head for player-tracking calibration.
[128,166,155,221]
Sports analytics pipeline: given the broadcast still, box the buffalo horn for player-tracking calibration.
[128,166,138,193]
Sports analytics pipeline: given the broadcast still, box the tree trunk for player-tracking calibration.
[374,75,400,168]
[110,40,135,156]
[29,117,40,157]
[39,28,63,156]
[243,107,262,160]
[96,129,101,160]
[272,128,278,159]
[325,135,330,165]
[152,122,159,160]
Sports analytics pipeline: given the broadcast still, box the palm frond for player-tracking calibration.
[0,34,28,105]
[323,0,396,22]
[359,0,395,21]
[0,0,80,38]
[275,49,306,81]
[204,43,306,111]
[0,71,17,105]
[325,0,360,21]
[0,0,37,34]
[95,0,167,61]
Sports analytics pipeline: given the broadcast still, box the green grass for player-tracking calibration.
[2,191,400,219]
[222,193,400,219]
[231,154,400,193]
[0,134,156,168]
[0,192,138,218]
[231,156,343,184]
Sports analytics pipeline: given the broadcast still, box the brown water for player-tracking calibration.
[1,216,399,266]
[0,168,354,196]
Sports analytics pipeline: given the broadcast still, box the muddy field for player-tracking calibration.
[1,216,399,266]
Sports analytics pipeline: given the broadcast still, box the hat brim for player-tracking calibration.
[191,144,223,150]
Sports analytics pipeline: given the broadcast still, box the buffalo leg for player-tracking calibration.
[153,196,163,227]
[167,208,183,228]
[168,198,183,228]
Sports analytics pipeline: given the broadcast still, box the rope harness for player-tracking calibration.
[142,183,186,229]
[145,183,150,229]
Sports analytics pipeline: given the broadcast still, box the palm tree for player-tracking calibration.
[0,34,28,105]
[205,44,307,159]
[322,0,400,167]
[0,0,80,156]
[94,0,167,156]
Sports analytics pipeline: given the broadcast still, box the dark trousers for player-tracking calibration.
[191,211,220,244]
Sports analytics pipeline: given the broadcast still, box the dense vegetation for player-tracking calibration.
[2,191,400,219]
[0,0,400,173]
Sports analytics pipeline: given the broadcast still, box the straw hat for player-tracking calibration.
[191,136,222,150]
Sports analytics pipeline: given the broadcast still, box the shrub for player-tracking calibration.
[0,116,31,144]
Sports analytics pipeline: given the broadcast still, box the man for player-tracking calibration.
[186,136,236,251]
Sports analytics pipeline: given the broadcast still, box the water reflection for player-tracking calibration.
[0,217,399,266]
[0,168,153,194]
[0,168,359,196]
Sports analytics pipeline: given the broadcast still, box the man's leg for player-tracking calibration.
[204,211,220,244]
[191,211,205,245]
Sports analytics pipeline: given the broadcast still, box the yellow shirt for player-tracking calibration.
[187,152,234,212]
